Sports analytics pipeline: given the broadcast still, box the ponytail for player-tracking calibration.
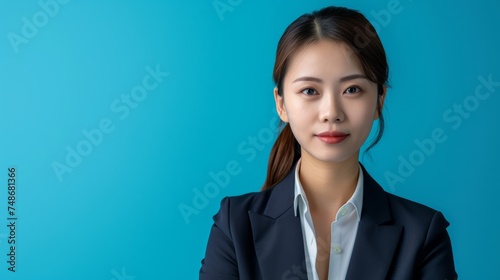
[261,122,300,190]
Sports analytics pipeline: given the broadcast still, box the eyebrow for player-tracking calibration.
[292,74,368,83]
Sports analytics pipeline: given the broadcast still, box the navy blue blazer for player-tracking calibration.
[199,163,457,280]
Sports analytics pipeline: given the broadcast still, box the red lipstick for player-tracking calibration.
[316,131,349,144]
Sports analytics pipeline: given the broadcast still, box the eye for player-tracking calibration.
[344,86,361,95]
[300,88,318,96]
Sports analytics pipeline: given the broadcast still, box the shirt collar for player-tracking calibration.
[293,158,364,221]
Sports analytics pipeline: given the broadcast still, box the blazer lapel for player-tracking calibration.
[248,167,307,279]
[346,164,403,280]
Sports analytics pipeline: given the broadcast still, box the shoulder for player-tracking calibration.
[362,164,451,242]
[386,192,439,216]
[208,187,280,242]
[381,191,451,250]
[385,191,449,226]
[361,164,450,230]
[216,186,279,216]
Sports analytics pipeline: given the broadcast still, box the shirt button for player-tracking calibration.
[333,246,342,254]
[341,208,347,216]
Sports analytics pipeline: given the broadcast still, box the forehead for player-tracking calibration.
[285,39,364,81]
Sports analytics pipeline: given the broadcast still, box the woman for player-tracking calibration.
[200,6,457,280]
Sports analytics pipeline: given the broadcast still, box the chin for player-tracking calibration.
[305,150,359,164]
[298,139,363,163]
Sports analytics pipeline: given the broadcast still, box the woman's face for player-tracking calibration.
[274,39,385,164]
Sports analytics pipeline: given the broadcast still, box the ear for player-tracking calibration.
[374,85,387,120]
[274,87,289,122]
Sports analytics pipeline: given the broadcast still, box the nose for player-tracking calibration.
[319,92,344,123]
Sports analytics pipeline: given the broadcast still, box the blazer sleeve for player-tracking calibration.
[417,211,458,280]
[199,197,240,280]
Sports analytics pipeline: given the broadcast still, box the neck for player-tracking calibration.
[298,151,360,212]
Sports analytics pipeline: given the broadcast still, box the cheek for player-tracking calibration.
[285,103,315,140]
[349,102,377,131]
[284,97,314,123]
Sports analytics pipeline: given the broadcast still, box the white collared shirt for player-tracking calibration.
[293,158,364,280]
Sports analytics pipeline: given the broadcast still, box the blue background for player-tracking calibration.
[1,0,499,279]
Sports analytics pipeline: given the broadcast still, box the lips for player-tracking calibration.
[316,131,348,137]
[316,131,349,144]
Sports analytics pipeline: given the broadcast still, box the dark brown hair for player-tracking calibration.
[261,6,389,190]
